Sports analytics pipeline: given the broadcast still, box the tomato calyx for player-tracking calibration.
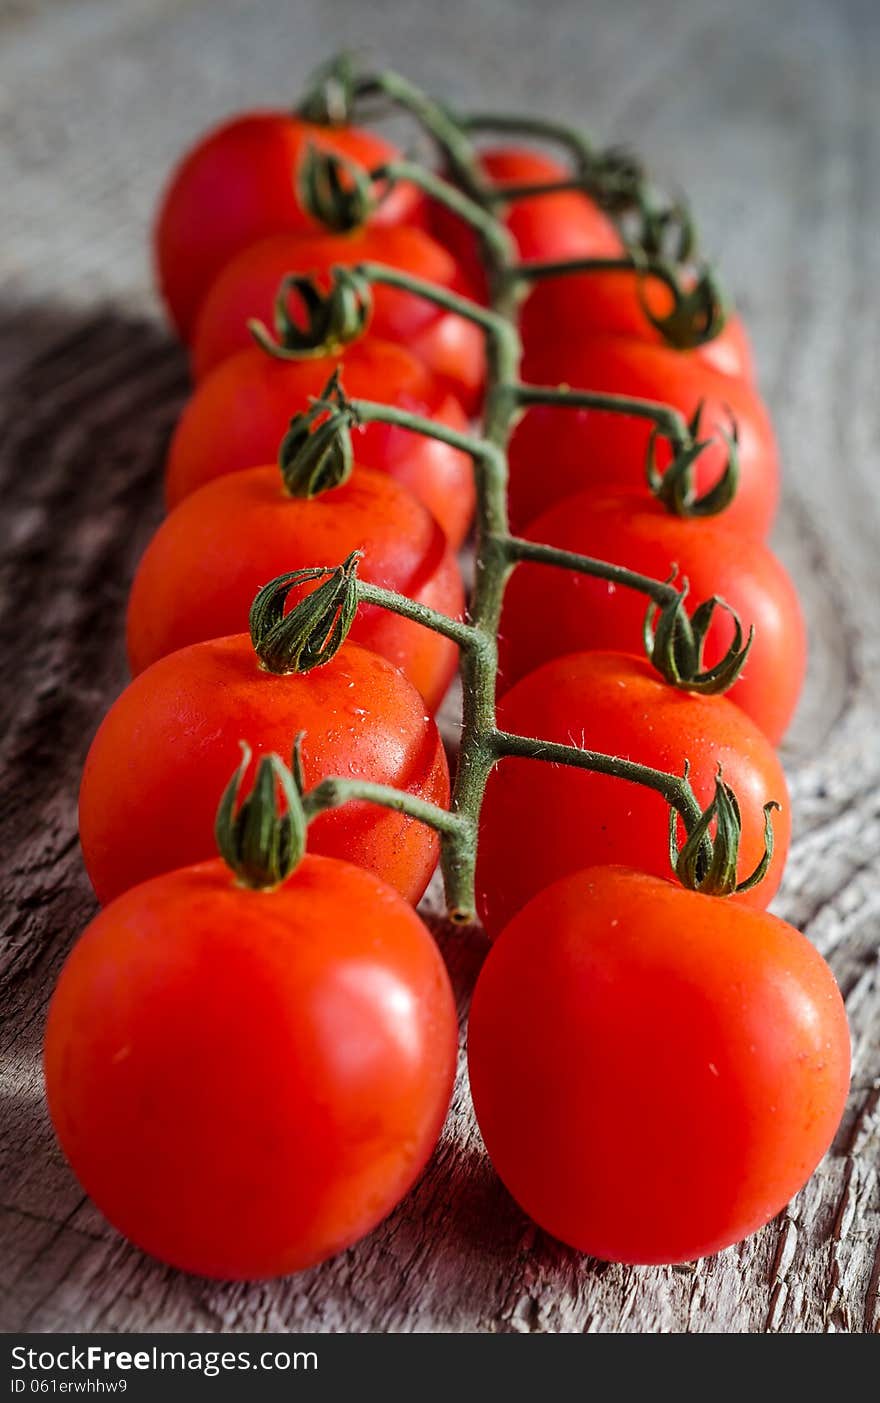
[249,268,372,360]
[279,369,356,497]
[296,53,361,127]
[671,767,780,897]
[644,578,753,695]
[647,403,740,518]
[299,144,380,233]
[250,553,361,675]
[633,258,727,351]
[215,743,308,889]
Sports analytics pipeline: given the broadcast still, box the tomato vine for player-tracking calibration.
[250,55,779,922]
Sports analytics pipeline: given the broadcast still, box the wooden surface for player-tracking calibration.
[1,0,879,1334]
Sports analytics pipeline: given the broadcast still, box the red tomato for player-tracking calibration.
[127,465,464,712]
[79,638,448,906]
[155,112,423,339]
[191,227,486,411]
[45,854,457,1279]
[500,488,806,744]
[476,651,790,939]
[165,340,475,548]
[520,268,754,380]
[511,335,779,538]
[430,146,623,299]
[468,865,850,1264]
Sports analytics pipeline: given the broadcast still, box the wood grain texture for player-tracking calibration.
[1,0,878,1334]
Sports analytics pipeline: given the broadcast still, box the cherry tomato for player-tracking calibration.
[476,651,790,939]
[468,865,850,1264]
[430,146,623,299]
[500,488,806,744]
[520,268,754,380]
[80,638,448,906]
[127,465,464,712]
[511,335,779,538]
[155,112,424,339]
[45,854,457,1279]
[165,340,475,548]
[191,226,486,411]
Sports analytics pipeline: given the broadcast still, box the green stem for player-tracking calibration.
[354,260,514,339]
[354,581,477,650]
[513,382,689,447]
[461,111,599,171]
[302,776,466,837]
[493,729,703,828]
[375,159,516,269]
[339,397,496,463]
[352,71,487,199]
[506,536,678,606]
[505,253,672,284]
[282,62,769,919]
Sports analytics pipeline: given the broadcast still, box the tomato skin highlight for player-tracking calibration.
[468,865,850,1265]
[500,488,806,744]
[45,855,457,1280]
[476,651,790,939]
[127,465,463,713]
[191,226,486,411]
[79,637,448,907]
[520,268,754,380]
[165,340,475,548]
[511,335,780,538]
[155,111,423,340]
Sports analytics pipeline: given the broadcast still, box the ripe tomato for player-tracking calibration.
[165,339,475,548]
[468,866,850,1264]
[476,651,790,939]
[430,146,623,299]
[190,226,486,411]
[127,465,464,712]
[80,637,448,906]
[500,488,806,744]
[45,854,457,1280]
[520,268,754,380]
[511,335,779,538]
[155,112,423,339]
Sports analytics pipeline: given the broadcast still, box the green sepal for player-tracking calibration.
[670,768,780,897]
[249,551,361,675]
[279,368,355,497]
[645,582,754,695]
[646,406,740,518]
[249,267,372,360]
[299,143,376,232]
[635,259,728,350]
[296,52,359,125]
[215,742,308,890]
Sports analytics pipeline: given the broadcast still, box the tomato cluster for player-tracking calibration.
[44,80,848,1286]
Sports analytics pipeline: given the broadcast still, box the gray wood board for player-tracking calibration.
[1,0,878,1334]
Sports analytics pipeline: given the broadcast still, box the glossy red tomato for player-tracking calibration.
[476,651,790,939]
[500,488,806,744]
[45,854,457,1279]
[520,267,754,380]
[80,637,449,906]
[511,335,779,537]
[127,465,464,712]
[469,865,850,1264]
[191,226,486,411]
[430,146,622,299]
[155,111,424,339]
[165,340,475,548]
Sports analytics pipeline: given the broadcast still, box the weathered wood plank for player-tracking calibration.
[1,0,878,1333]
